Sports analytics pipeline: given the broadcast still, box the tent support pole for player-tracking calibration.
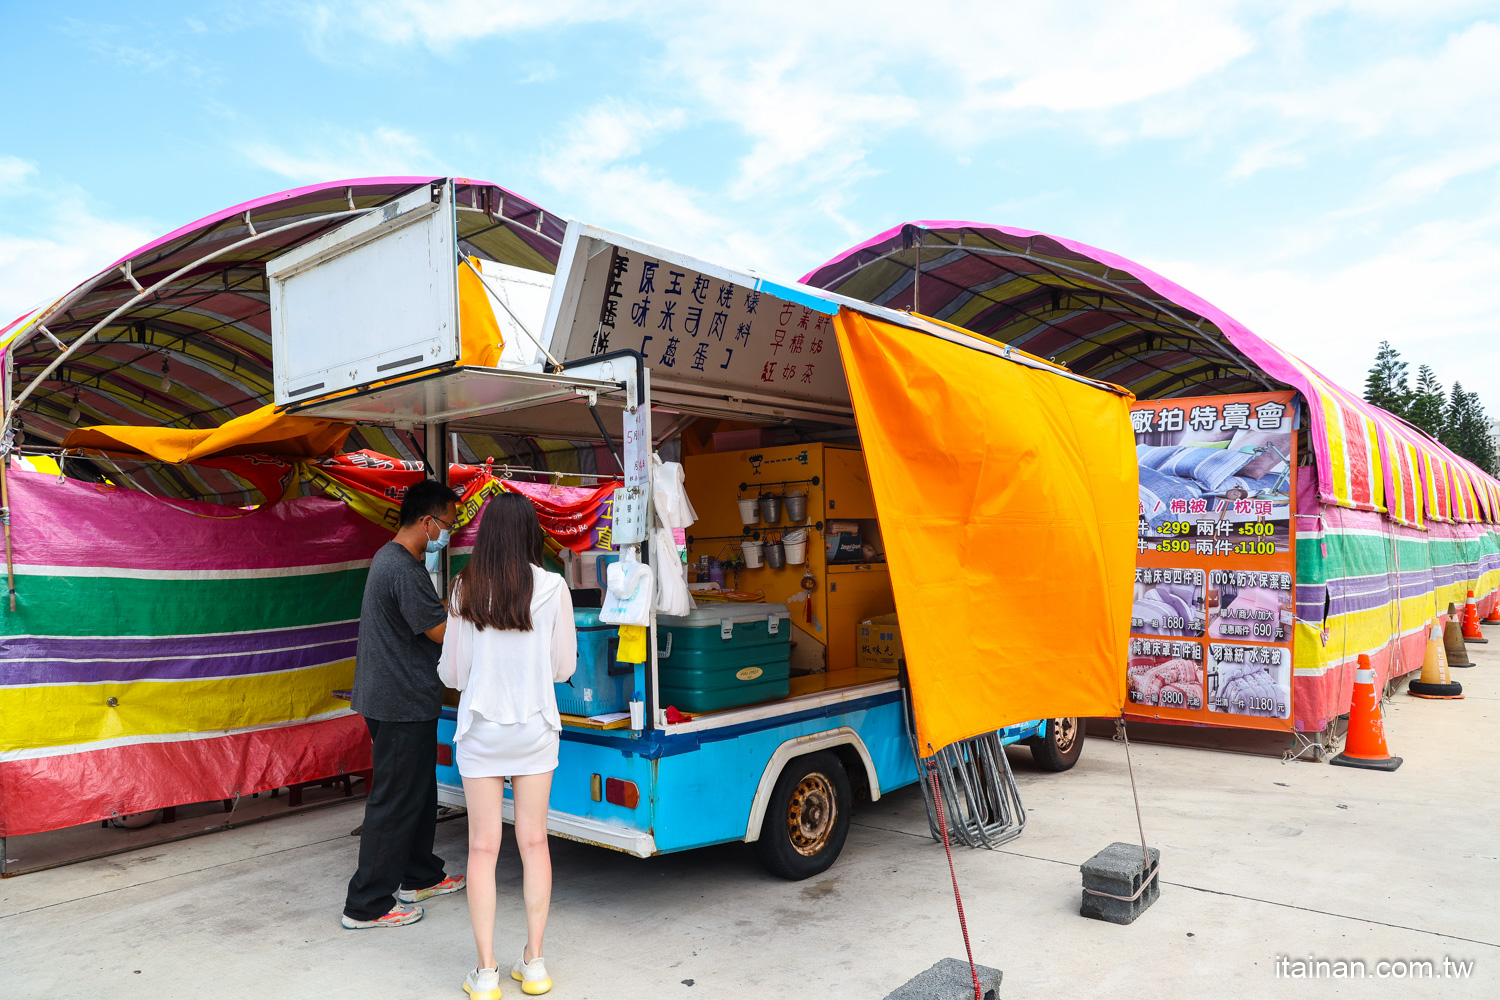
[0,452,13,613]
[427,420,451,599]
[1,367,14,613]
[912,231,922,315]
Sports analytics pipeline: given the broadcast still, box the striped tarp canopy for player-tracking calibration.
[0,177,566,504]
[804,220,1500,526]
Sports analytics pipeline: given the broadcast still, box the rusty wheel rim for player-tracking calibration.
[786,772,837,857]
[1053,717,1079,754]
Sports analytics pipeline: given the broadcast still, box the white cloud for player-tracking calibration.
[518,60,559,84]
[295,0,627,50]
[0,156,37,194]
[0,161,157,327]
[241,126,442,181]
[535,101,783,268]
[1150,204,1500,406]
[317,1,1259,201]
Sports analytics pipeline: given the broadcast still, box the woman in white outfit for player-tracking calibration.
[437,493,576,998]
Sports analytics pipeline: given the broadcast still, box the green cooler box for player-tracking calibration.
[656,604,792,713]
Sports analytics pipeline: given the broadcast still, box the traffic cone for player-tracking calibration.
[1443,603,1473,667]
[1410,616,1463,699]
[1330,654,1402,771]
[1482,590,1500,626]
[1462,590,1488,643]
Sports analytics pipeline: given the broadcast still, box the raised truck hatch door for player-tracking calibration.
[283,361,631,425]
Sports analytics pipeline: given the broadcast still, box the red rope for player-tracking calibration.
[927,759,984,1000]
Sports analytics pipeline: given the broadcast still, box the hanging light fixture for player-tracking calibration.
[159,355,172,393]
[67,391,81,424]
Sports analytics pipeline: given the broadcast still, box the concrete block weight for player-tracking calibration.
[884,958,1002,1000]
[1080,841,1161,924]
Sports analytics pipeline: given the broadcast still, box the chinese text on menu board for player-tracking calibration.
[591,250,843,397]
[1127,391,1299,731]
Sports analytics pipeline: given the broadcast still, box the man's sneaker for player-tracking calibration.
[511,954,551,995]
[397,874,466,903]
[463,967,502,1000]
[340,904,423,930]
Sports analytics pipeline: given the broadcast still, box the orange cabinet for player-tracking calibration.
[683,443,894,692]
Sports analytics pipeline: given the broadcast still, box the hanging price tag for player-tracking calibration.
[612,485,648,545]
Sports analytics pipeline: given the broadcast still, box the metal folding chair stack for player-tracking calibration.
[915,731,1028,849]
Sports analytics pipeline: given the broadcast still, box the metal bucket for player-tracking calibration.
[740,538,765,568]
[784,491,808,523]
[737,497,760,525]
[764,540,786,568]
[759,494,783,524]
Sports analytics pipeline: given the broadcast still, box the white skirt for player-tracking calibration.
[455,712,560,778]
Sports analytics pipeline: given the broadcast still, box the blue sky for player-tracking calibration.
[4,1,1500,406]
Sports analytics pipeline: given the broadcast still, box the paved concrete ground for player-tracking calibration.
[4,645,1498,999]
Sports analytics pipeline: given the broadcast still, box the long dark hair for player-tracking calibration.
[452,493,545,631]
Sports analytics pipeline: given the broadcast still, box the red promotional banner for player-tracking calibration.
[1127,391,1299,731]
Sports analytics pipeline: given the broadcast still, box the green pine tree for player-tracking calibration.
[1363,340,1410,417]
[1407,365,1445,440]
[1444,385,1498,475]
[1444,383,1466,447]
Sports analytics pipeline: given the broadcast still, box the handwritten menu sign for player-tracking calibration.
[561,245,848,405]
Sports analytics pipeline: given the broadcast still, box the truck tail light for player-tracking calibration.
[436,742,452,767]
[604,777,639,809]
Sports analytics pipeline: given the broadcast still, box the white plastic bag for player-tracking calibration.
[651,455,697,530]
[600,553,655,626]
[652,527,695,616]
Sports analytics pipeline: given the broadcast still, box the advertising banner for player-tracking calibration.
[1127,391,1299,731]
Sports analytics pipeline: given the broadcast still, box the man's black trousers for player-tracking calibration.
[343,717,446,920]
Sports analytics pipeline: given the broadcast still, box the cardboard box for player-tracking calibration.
[856,613,903,672]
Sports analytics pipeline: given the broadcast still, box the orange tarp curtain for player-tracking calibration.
[63,404,351,463]
[833,308,1136,756]
[458,256,504,368]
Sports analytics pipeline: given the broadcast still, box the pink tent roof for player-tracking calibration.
[0,176,564,504]
[804,221,1498,523]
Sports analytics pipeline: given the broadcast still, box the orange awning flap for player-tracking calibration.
[834,307,1136,756]
[63,404,352,463]
[458,255,504,368]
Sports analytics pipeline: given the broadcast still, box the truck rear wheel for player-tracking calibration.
[1026,717,1084,772]
[754,751,851,880]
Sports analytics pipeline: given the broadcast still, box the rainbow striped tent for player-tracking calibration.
[0,178,579,840]
[805,222,1500,734]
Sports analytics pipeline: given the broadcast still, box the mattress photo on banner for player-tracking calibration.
[1128,391,1300,732]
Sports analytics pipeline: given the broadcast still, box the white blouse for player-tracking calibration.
[437,565,578,743]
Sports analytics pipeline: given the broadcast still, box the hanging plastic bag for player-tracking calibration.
[600,554,654,626]
[653,527,695,616]
[616,624,649,663]
[652,454,697,530]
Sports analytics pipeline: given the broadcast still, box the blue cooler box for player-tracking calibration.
[556,608,631,716]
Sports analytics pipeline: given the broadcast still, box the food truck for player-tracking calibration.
[269,181,1129,878]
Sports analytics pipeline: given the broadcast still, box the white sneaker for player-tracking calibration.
[511,954,552,995]
[340,904,423,930]
[463,967,502,1000]
[397,874,466,903]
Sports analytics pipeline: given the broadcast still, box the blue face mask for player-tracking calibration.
[424,526,450,572]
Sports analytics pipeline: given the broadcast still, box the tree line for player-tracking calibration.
[1364,341,1497,476]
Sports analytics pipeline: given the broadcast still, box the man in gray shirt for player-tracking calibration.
[342,479,466,929]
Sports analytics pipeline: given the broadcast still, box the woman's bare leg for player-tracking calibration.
[510,771,554,961]
[461,775,506,970]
